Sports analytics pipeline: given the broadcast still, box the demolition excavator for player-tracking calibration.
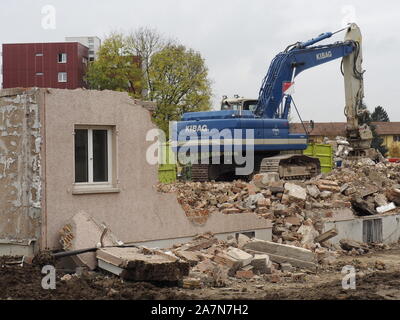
[172,23,376,181]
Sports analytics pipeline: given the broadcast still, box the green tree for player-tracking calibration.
[371,106,390,122]
[149,45,212,134]
[85,33,143,97]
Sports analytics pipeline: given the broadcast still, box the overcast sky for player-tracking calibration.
[0,0,399,122]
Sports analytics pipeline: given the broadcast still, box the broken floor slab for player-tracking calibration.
[97,247,190,281]
[242,240,317,270]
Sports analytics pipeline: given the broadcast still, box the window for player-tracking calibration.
[394,135,400,142]
[74,127,117,194]
[36,72,44,76]
[58,53,67,63]
[35,53,43,57]
[58,72,67,83]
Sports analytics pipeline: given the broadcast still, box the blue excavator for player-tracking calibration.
[172,23,375,181]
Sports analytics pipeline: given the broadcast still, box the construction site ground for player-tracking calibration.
[1,245,399,300]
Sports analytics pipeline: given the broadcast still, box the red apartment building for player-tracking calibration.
[2,42,89,89]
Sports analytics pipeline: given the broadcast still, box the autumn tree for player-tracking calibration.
[85,28,212,134]
[85,33,143,97]
[149,45,212,134]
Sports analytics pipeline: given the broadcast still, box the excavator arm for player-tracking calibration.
[256,23,373,154]
[342,24,373,152]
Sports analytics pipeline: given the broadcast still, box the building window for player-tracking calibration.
[74,127,113,185]
[35,53,43,57]
[394,135,400,142]
[58,72,67,83]
[58,53,67,63]
[36,72,44,76]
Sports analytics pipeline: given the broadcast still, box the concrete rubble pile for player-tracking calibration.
[165,232,316,288]
[90,232,316,287]
[158,160,400,253]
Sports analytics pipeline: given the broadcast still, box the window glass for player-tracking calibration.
[75,129,88,182]
[58,53,67,63]
[93,130,108,182]
[58,72,67,82]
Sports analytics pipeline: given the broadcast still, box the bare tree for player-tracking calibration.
[126,27,175,99]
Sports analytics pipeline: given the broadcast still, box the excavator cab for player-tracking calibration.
[220,96,258,113]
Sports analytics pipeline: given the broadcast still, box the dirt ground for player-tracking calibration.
[1,247,399,300]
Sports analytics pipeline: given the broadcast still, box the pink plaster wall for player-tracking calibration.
[42,89,271,249]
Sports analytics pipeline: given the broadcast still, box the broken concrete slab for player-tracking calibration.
[237,233,251,248]
[339,239,369,252]
[243,240,316,264]
[306,185,320,198]
[250,254,272,274]
[245,248,317,271]
[314,228,338,243]
[213,252,241,276]
[376,202,396,214]
[226,247,253,267]
[252,172,280,188]
[297,223,319,245]
[285,183,307,202]
[59,211,122,270]
[97,247,189,281]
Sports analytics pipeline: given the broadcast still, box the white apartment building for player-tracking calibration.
[65,36,101,61]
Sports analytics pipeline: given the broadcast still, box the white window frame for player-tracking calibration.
[58,72,67,83]
[73,127,118,195]
[58,53,67,63]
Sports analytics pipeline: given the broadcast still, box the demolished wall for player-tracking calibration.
[0,89,42,254]
[42,89,271,249]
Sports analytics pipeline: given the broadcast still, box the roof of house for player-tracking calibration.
[290,122,400,136]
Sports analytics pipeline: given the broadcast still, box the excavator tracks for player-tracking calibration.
[260,154,321,180]
[190,154,321,182]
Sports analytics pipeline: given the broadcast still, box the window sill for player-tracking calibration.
[72,185,120,195]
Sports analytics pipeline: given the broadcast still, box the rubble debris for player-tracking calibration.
[237,233,251,248]
[182,277,202,289]
[351,198,377,216]
[285,183,307,202]
[339,239,369,252]
[235,269,254,279]
[243,240,317,271]
[376,202,396,214]
[314,228,338,243]
[226,247,253,267]
[297,220,319,245]
[386,188,400,206]
[59,211,122,270]
[280,262,294,273]
[251,254,273,274]
[96,247,190,282]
